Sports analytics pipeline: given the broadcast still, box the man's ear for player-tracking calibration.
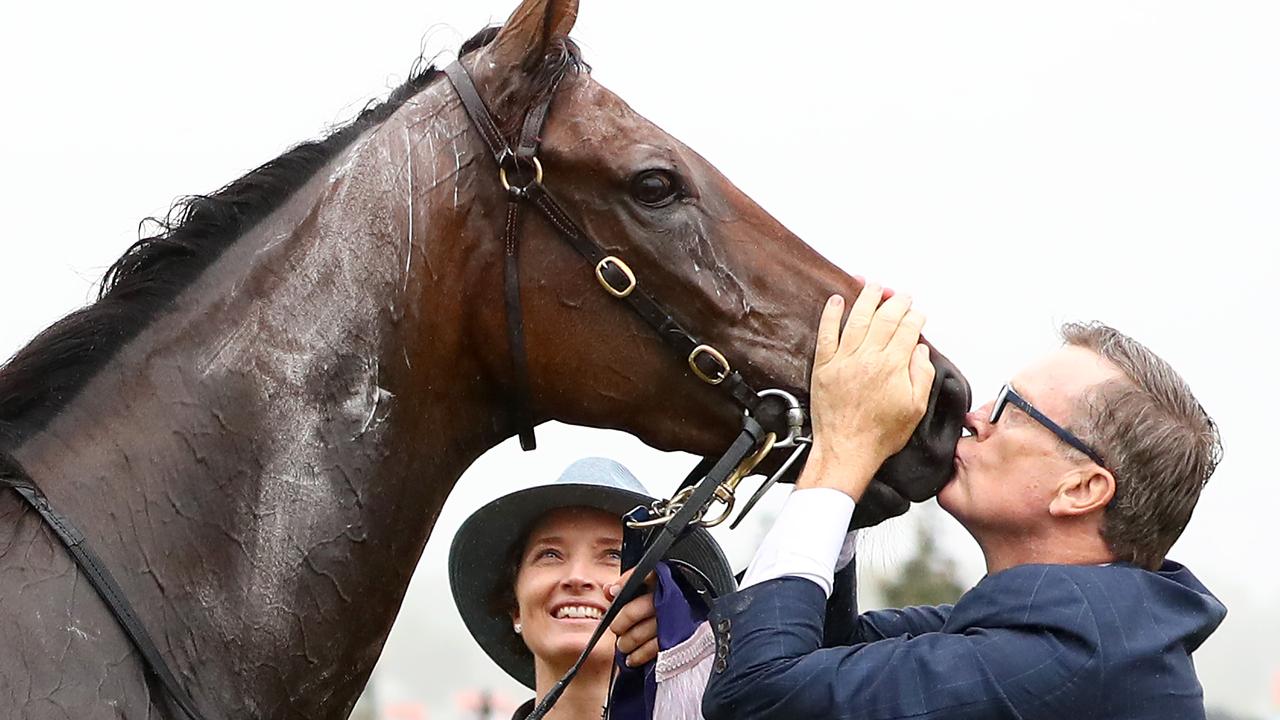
[1049,467,1115,518]
[489,0,579,74]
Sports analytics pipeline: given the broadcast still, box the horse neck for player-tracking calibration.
[8,78,511,717]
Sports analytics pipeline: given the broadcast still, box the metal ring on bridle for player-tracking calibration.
[499,155,544,193]
[750,388,808,448]
[625,486,697,529]
[697,431,776,528]
[688,344,730,385]
[595,256,637,298]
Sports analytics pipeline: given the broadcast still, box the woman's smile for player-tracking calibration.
[549,602,607,622]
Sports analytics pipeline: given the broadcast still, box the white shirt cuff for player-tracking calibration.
[739,487,855,598]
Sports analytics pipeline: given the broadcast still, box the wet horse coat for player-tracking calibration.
[0,1,969,717]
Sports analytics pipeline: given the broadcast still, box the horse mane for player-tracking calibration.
[0,27,586,447]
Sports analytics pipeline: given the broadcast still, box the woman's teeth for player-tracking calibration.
[554,605,603,620]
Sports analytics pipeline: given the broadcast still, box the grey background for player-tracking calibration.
[1,2,1276,717]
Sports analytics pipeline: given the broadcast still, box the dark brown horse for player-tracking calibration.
[0,0,968,717]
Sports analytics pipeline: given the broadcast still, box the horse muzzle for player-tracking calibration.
[856,348,970,524]
[745,347,971,529]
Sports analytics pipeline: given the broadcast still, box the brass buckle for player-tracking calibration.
[595,256,637,298]
[688,344,730,385]
[698,432,776,528]
[625,486,696,529]
[499,155,544,193]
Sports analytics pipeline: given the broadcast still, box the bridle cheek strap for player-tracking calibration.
[442,61,551,450]
[501,165,538,451]
[503,76,560,451]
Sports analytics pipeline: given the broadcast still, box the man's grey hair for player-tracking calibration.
[1061,322,1222,570]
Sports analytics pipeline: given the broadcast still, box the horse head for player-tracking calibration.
[456,0,972,525]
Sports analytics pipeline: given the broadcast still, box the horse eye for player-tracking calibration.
[631,169,681,207]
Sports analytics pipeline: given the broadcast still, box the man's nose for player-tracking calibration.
[966,407,994,442]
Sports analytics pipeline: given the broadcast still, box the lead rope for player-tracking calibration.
[442,61,548,451]
[0,452,209,720]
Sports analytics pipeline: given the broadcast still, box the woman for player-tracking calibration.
[449,457,737,719]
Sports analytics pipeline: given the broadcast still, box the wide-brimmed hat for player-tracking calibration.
[448,457,736,689]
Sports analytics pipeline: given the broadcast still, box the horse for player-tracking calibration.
[0,0,969,717]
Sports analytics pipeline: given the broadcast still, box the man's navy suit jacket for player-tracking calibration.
[701,561,1225,720]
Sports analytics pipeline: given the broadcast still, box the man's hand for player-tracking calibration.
[798,284,935,501]
[608,569,659,667]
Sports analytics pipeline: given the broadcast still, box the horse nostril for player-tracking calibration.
[922,354,971,461]
[936,375,968,436]
[938,365,970,423]
[937,356,972,412]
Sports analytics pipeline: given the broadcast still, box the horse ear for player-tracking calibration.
[489,0,579,72]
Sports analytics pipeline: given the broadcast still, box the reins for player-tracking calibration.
[0,451,208,720]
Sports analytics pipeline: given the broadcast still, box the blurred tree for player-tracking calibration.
[880,520,964,608]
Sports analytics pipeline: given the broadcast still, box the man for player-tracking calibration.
[612,284,1225,719]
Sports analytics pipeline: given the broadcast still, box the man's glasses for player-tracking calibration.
[990,384,1108,468]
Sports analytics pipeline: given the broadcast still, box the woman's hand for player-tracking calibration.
[798,283,936,501]
[607,569,659,667]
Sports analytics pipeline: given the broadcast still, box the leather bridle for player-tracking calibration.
[440,60,781,451]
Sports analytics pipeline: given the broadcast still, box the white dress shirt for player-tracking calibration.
[739,487,857,598]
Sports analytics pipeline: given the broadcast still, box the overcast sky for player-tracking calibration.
[2,1,1277,718]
